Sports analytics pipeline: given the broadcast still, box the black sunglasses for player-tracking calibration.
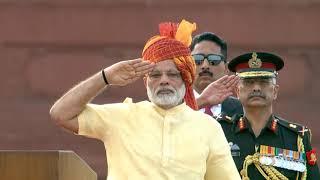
[192,54,226,66]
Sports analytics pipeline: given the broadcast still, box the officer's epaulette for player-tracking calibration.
[275,115,310,137]
[215,113,233,124]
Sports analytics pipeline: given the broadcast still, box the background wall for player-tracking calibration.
[1,1,319,179]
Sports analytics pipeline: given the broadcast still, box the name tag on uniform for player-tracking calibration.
[259,145,306,172]
[229,142,240,157]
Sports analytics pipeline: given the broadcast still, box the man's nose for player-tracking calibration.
[201,59,210,70]
[159,74,170,85]
[252,83,262,91]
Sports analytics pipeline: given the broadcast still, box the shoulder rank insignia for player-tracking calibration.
[306,149,317,166]
[298,126,310,137]
[275,116,307,137]
[259,145,306,172]
[289,123,297,128]
[215,113,233,123]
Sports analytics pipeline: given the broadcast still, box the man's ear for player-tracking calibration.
[235,84,240,98]
[143,76,147,88]
[224,63,229,74]
[273,84,279,100]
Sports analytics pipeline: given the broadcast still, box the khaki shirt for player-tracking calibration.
[78,98,240,180]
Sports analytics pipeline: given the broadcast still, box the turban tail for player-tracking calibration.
[142,20,198,110]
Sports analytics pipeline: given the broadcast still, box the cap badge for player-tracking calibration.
[248,52,262,68]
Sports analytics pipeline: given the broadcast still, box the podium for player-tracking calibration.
[0,150,97,180]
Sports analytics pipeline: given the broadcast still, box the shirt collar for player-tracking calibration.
[193,89,200,98]
[234,115,279,135]
[152,101,187,117]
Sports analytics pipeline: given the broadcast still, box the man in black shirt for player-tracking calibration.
[191,32,242,118]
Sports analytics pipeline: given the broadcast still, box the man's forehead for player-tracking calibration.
[152,59,178,71]
[192,40,221,54]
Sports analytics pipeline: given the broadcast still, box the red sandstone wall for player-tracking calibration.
[1,1,319,179]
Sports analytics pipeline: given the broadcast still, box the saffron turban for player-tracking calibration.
[142,19,198,110]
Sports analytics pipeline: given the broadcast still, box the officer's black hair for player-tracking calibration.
[190,32,228,60]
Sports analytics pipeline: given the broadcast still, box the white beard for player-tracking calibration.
[147,83,186,109]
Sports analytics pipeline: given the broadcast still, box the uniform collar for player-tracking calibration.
[234,114,279,135]
[265,115,279,134]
